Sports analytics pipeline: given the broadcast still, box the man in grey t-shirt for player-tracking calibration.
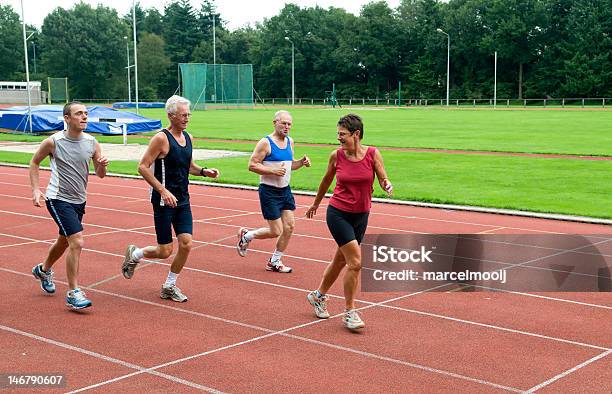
[29,101,109,310]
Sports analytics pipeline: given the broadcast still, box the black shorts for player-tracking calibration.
[46,199,86,237]
[258,184,296,221]
[153,203,193,245]
[326,205,369,247]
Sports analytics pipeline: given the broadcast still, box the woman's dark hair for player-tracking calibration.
[337,113,363,139]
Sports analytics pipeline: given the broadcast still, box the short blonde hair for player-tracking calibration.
[165,95,191,114]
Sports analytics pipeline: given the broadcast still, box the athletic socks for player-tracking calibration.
[270,250,283,264]
[314,289,324,299]
[244,231,256,242]
[164,271,178,288]
[132,248,144,262]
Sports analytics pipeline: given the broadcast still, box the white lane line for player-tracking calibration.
[2,260,610,352]
[524,349,612,393]
[1,207,611,310]
[0,324,222,393]
[3,177,601,234]
[1,267,524,393]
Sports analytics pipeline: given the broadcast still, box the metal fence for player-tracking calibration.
[257,97,610,108]
[69,97,610,108]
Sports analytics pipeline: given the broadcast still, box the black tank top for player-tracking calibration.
[151,129,192,206]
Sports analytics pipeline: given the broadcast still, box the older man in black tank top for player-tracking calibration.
[121,95,220,302]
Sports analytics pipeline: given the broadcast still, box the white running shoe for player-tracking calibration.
[343,309,365,330]
[307,290,330,319]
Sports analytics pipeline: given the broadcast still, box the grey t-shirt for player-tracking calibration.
[45,130,96,204]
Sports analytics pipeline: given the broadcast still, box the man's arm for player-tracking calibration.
[92,141,109,179]
[248,138,285,176]
[137,132,178,207]
[187,133,220,178]
[189,160,220,178]
[290,139,311,170]
[29,137,54,207]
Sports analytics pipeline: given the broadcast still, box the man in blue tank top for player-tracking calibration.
[237,110,311,273]
[30,101,109,310]
[121,95,220,302]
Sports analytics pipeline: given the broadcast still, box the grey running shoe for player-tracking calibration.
[160,285,188,302]
[237,227,250,257]
[343,309,365,330]
[122,244,138,279]
[307,290,330,319]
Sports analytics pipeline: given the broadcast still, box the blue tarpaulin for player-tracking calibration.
[0,105,162,134]
[113,102,165,109]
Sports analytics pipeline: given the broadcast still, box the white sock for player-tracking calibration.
[132,248,144,261]
[244,231,256,242]
[270,250,283,264]
[164,271,178,288]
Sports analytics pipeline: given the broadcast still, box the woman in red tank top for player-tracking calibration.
[305,114,393,330]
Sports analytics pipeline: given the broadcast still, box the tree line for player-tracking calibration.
[0,0,610,101]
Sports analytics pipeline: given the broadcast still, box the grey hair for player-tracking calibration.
[273,110,291,121]
[165,95,191,114]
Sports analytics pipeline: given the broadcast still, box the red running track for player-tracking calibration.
[0,165,610,393]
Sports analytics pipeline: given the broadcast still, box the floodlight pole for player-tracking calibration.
[20,0,32,133]
[213,14,217,102]
[124,36,131,102]
[436,28,450,107]
[32,41,37,74]
[132,0,139,113]
[284,36,294,106]
[494,51,497,109]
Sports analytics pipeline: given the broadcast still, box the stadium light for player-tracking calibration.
[124,36,132,102]
[436,28,450,107]
[284,36,295,106]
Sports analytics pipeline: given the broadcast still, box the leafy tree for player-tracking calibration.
[0,5,24,80]
[161,0,202,95]
[143,8,163,36]
[481,0,546,99]
[40,3,128,99]
[137,33,171,99]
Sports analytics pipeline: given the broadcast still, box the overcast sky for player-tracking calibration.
[7,0,401,30]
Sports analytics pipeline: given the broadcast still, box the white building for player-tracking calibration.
[0,81,45,104]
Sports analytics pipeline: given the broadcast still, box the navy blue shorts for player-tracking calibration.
[258,184,296,220]
[46,199,86,237]
[153,203,193,245]
[326,205,369,247]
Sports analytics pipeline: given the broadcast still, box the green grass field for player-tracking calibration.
[130,107,612,156]
[1,107,610,219]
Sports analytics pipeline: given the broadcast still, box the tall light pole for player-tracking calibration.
[132,0,139,113]
[284,36,294,106]
[436,28,450,107]
[32,41,37,74]
[20,0,32,132]
[213,14,217,102]
[124,36,132,102]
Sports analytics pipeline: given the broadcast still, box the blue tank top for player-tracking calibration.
[151,129,192,206]
[260,136,293,188]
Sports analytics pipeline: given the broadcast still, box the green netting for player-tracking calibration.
[179,63,253,110]
[48,77,68,103]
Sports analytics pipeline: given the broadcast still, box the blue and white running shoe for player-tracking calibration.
[32,263,55,294]
[66,288,92,310]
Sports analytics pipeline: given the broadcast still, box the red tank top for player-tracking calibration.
[329,146,376,213]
